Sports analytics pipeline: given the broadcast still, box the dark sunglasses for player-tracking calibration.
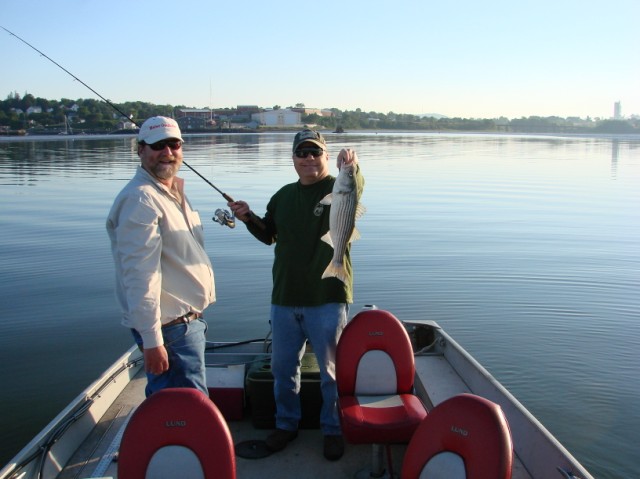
[145,139,183,151]
[294,147,324,159]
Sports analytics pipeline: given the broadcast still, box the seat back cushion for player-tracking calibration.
[355,350,397,395]
[145,445,205,479]
[419,451,466,479]
[401,393,512,479]
[337,309,415,396]
[118,388,236,479]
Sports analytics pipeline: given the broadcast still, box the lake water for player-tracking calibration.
[0,132,638,478]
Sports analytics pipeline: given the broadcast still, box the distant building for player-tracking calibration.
[176,108,213,120]
[614,101,622,119]
[291,107,333,117]
[176,106,262,117]
[176,116,210,131]
[176,106,262,125]
[236,105,261,114]
[116,119,137,130]
[252,109,301,127]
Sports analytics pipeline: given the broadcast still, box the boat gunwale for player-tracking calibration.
[1,326,595,479]
[0,346,143,479]
[413,320,593,479]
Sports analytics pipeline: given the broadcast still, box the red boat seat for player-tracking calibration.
[401,393,513,479]
[118,387,236,479]
[336,308,427,476]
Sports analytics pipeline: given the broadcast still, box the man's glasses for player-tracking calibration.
[145,140,183,151]
[294,147,324,159]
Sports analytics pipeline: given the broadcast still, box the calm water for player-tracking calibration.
[0,132,638,478]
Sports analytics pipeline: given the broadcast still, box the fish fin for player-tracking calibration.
[355,203,366,219]
[319,193,332,206]
[348,227,361,243]
[322,261,349,284]
[320,231,333,247]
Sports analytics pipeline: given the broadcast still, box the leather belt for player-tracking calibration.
[162,311,201,328]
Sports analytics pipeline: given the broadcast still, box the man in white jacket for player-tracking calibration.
[107,116,215,396]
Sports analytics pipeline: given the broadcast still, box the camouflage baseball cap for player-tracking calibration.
[292,129,326,152]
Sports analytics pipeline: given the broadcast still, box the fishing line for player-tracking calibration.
[2,25,265,230]
[1,26,134,127]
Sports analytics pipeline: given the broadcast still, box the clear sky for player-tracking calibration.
[2,0,638,119]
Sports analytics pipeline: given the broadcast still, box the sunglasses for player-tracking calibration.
[145,139,183,151]
[294,147,324,159]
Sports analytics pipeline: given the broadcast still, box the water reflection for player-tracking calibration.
[0,136,139,184]
[0,133,639,478]
[611,138,619,178]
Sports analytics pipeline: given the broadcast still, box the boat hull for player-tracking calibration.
[0,320,593,479]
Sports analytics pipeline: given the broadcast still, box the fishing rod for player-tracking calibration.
[2,25,265,230]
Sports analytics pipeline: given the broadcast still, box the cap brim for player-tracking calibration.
[139,132,183,144]
[293,139,325,151]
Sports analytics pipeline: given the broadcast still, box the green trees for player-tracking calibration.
[1,92,638,134]
[0,93,174,132]
[594,120,637,134]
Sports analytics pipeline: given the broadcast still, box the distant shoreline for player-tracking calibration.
[2,129,638,143]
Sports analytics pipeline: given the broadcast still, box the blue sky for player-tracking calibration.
[2,0,638,119]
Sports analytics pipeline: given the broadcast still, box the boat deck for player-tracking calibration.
[59,369,407,479]
[56,363,537,479]
[18,322,594,479]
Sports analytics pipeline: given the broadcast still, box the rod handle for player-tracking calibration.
[224,193,266,231]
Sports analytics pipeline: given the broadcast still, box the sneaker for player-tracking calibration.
[323,434,344,461]
[265,428,298,452]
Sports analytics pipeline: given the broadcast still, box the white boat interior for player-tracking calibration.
[0,311,593,479]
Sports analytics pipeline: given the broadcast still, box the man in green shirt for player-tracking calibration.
[228,129,364,461]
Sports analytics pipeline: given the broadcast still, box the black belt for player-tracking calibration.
[162,312,201,328]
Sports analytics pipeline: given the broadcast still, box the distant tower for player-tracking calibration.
[614,101,622,119]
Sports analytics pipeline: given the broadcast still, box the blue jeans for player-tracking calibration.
[270,303,348,435]
[132,318,208,397]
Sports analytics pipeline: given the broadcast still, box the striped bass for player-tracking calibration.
[319,162,365,283]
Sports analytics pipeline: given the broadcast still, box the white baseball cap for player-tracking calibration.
[138,116,183,144]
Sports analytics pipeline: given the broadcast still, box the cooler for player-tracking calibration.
[206,363,245,421]
[246,352,323,429]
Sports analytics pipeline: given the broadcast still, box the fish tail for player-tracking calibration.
[322,261,349,284]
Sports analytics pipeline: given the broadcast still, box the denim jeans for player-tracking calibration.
[270,303,348,435]
[132,318,208,397]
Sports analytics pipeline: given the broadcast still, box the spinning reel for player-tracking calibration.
[212,208,236,228]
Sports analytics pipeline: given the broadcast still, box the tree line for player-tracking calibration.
[0,92,176,133]
[1,92,638,135]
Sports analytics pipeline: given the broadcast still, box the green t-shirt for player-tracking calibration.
[246,167,364,306]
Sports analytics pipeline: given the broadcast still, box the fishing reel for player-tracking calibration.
[212,208,236,228]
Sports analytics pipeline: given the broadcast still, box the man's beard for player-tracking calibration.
[151,160,179,179]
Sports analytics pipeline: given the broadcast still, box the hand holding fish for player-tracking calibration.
[337,148,358,169]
